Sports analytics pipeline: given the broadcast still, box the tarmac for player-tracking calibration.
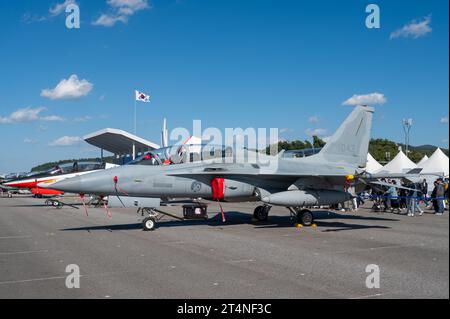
[0,195,448,299]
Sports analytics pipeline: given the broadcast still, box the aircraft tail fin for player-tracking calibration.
[317,105,374,168]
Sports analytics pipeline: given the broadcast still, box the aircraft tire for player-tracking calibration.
[297,209,314,226]
[143,217,157,231]
[253,205,270,221]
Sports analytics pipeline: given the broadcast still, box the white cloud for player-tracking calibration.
[308,116,319,124]
[0,107,65,124]
[49,0,76,17]
[93,0,150,27]
[21,1,76,24]
[24,138,38,144]
[390,15,432,40]
[108,0,150,14]
[441,116,449,124]
[343,93,387,106]
[41,115,65,122]
[41,74,93,100]
[49,136,82,147]
[92,14,128,27]
[74,116,93,122]
[21,13,47,24]
[305,128,327,137]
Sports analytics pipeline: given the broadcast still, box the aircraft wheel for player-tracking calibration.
[143,217,157,231]
[254,205,270,221]
[297,209,314,226]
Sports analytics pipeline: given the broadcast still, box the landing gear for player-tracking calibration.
[288,207,314,226]
[253,205,271,221]
[142,217,157,231]
[297,209,314,226]
[45,199,64,209]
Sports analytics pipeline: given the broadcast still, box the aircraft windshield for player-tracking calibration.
[127,144,233,166]
[47,162,104,175]
[282,148,322,158]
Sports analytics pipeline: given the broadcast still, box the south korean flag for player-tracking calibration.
[135,90,151,103]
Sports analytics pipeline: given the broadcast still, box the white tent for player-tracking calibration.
[419,148,449,176]
[366,153,383,173]
[375,150,417,174]
[416,155,429,167]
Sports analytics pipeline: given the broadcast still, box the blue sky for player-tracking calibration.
[0,0,448,173]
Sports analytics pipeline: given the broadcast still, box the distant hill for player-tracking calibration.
[401,144,449,156]
[270,137,448,165]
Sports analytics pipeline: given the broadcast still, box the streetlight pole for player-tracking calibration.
[402,118,413,156]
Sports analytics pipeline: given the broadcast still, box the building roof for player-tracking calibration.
[84,128,160,155]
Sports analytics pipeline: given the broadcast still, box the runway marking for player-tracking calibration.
[0,271,130,286]
[0,250,48,256]
[229,259,254,263]
[333,244,406,254]
[0,236,31,239]
[0,275,74,285]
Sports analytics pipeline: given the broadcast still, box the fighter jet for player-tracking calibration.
[4,161,116,198]
[47,105,380,231]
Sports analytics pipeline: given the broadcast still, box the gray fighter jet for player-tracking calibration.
[47,105,376,231]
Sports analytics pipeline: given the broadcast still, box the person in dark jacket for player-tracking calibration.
[431,180,439,213]
[436,179,445,215]
[421,179,429,206]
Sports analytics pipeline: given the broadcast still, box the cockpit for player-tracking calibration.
[127,144,234,166]
[282,148,322,159]
[47,162,105,175]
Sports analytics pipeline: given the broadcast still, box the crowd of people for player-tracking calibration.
[364,177,449,216]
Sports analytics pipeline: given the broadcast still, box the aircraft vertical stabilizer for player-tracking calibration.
[317,105,374,167]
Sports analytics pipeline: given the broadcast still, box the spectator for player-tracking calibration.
[385,181,400,214]
[436,179,445,216]
[431,180,439,213]
[406,182,424,217]
[421,179,429,206]
[399,181,408,209]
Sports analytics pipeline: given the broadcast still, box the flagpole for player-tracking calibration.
[134,95,137,135]
[133,92,137,160]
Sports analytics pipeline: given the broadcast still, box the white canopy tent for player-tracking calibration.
[366,153,383,173]
[416,155,429,167]
[375,150,417,174]
[419,148,449,176]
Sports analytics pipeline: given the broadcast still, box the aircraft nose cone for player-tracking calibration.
[48,176,82,193]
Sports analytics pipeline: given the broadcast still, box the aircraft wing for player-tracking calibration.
[167,163,353,193]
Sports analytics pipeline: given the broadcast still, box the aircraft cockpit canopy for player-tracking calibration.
[48,162,105,175]
[127,144,234,166]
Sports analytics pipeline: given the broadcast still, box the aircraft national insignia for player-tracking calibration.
[191,181,202,192]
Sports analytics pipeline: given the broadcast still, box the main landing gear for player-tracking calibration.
[288,207,314,227]
[253,205,271,221]
[142,216,157,231]
[140,208,160,231]
[139,205,209,231]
